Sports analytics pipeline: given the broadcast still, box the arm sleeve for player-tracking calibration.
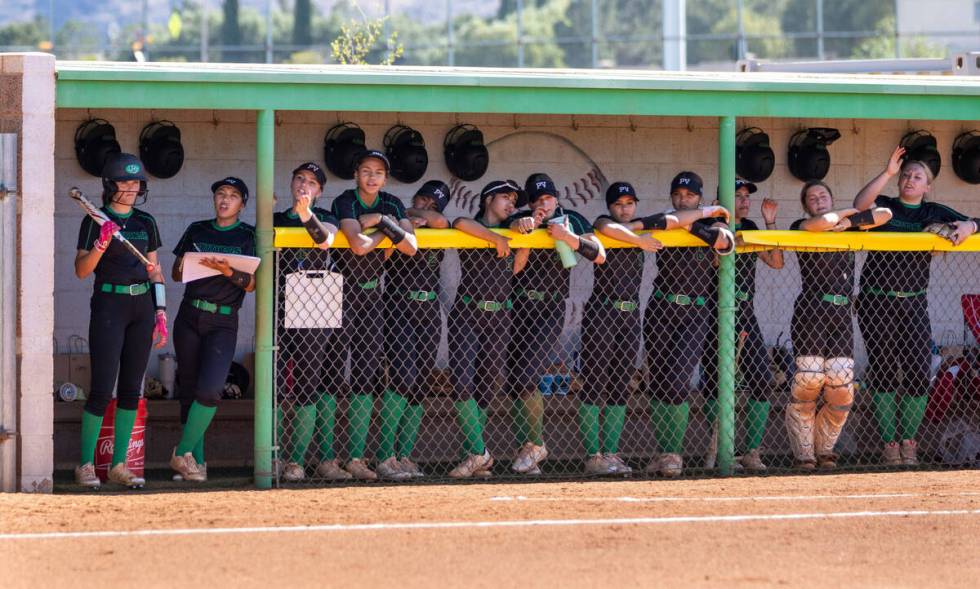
[386,195,408,220]
[567,211,592,234]
[331,194,357,220]
[927,202,969,223]
[76,216,97,251]
[146,213,162,252]
[242,225,257,257]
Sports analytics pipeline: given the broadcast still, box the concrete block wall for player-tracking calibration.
[54,109,980,379]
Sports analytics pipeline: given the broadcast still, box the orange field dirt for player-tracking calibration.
[2,470,979,588]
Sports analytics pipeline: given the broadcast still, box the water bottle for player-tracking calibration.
[548,215,578,269]
[538,374,555,397]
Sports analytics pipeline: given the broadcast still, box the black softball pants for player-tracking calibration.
[449,301,513,408]
[579,300,641,406]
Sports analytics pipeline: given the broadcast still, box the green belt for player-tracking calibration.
[461,295,512,312]
[864,287,927,299]
[514,288,562,302]
[602,297,638,312]
[735,290,752,303]
[191,298,233,315]
[820,293,850,306]
[98,282,150,296]
[358,278,379,290]
[654,290,706,307]
[406,289,437,302]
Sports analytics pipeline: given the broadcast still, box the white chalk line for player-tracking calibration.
[2,508,980,542]
[489,491,980,503]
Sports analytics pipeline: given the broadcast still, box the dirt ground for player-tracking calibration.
[2,470,979,588]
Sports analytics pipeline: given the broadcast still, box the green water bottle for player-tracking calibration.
[548,215,578,269]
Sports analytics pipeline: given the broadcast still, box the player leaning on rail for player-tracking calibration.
[73,153,168,489]
[853,146,980,466]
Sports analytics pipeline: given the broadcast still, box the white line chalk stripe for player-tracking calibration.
[3,509,980,542]
[489,491,980,503]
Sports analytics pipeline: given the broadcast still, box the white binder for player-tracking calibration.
[284,271,344,329]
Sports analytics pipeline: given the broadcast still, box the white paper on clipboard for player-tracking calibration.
[181,252,262,283]
[284,270,344,329]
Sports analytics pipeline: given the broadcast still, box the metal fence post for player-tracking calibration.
[254,109,275,489]
[717,115,737,475]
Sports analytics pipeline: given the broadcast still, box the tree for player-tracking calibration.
[330,14,403,65]
[781,0,892,59]
[851,15,945,59]
[453,0,569,68]
[222,0,242,61]
[0,17,46,48]
[294,0,313,47]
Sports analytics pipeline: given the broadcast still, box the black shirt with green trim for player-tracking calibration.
[735,218,759,296]
[862,195,969,293]
[76,206,161,286]
[273,207,338,273]
[591,214,644,302]
[173,219,256,308]
[651,217,717,299]
[331,189,407,290]
[790,218,855,297]
[456,217,514,303]
[505,207,593,299]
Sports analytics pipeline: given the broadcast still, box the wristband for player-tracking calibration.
[688,222,717,245]
[714,227,736,256]
[577,237,600,261]
[971,218,979,234]
[302,216,329,244]
[377,215,407,245]
[152,282,166,311]
[641,213,667,231]
[848,209,877,228]
[229,269,251,289]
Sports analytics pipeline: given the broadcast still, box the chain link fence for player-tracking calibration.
[272,231,980,484]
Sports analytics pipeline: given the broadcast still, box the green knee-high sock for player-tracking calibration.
[80,410,104,465]
[578,403,601,455]
[377,390,407,461]
[651,400,689,454]
[898,394,928,441]
[511,398,529,446]
[111,408,138,467]
[397,403,425,457]
[176,402,217,456]
[193,437,205,465]
[288,404,316,464]
[456,400,485,455]
[316,394,337,461]
[348,394,374,460]
[524,391,545,446]
[602,405,627,454]
[872,391,898,443]
[744,400,771,451]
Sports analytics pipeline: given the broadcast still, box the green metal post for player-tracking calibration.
[716,115,737,476]
[253,109,275,489]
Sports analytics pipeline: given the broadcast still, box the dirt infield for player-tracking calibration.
[2,471,979,588]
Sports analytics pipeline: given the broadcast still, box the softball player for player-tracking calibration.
[787,180,891,469]
[378,180,450,479]
[701,179,783,472]
[854,147,979,465]
[507,172,606,475]
[73,153,167,489]
[643,171,734,477]
[274,162,346,482]
[170,177,256,482]
[332,149,418,481]
[447,180,526,478]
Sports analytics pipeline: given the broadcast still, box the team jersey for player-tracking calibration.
[173,219,256,308]
[505,208,593,299]
[77,206,161,286]
[862,195,969,293]
[273,207,338,273]
[790,218,855,296]
[456,217,514,302]
[651,217,718,297]
[734,218,759,296]
[387,249,443,294]
[591,215,644,301]
[331,189,407,289]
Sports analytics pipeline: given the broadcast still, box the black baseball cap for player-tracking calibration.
[735,179,758,194]
[292,162,326,187]
[670,171,703,196]
[605,181,638,206]
[211,176,250,204]
[478,179,528,215]
[354,149,391,173]
[415,180,451,213]
[524,172,558,204]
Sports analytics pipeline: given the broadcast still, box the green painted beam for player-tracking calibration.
[716,116,737,477]
[253,109,275,490]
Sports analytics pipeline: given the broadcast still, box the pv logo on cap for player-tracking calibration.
[536,181,548,189]
[679,178,690,185]
[125,164,141,174]
[433,189,445,198]
[619,185,630,192]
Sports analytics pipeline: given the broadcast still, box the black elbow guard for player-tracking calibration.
[641,213,667,231]
[849,209,876,228]
[689,222,716,245]
[577,237,600,261]
[377,215,407,245]
[302,216,328,244]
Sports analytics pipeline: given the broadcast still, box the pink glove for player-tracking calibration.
[153,311,168,349]
[94,221,120,252]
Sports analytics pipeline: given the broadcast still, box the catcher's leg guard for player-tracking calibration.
[814,357,854,459]
[785,356,825,463]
